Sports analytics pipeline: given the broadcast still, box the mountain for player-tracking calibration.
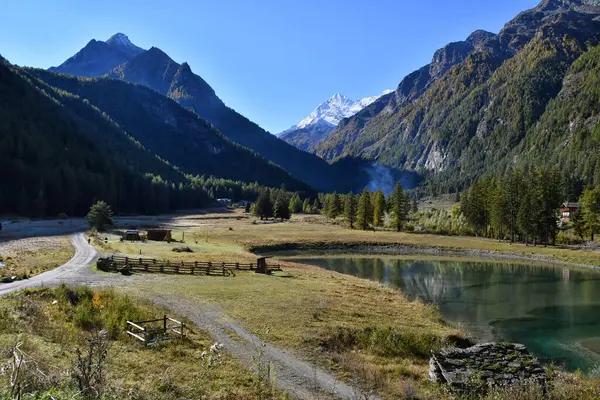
[278,91,392,152]
[0,58,202,217]
[49,33,144,77]
[50,38,351,192]
[27,68,313,193]
[0,54,320,217]
[314,0,600,193]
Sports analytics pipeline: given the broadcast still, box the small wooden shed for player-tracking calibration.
[256,256,270,274]
[124,230,141,241]
[146,229,172,242]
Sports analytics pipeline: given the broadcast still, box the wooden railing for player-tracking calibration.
[97,255,282,276]
[126,315,185,344]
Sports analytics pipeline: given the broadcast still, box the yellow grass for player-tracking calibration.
[0,235,74,279]
[0,287,283,399]
[90,209,600,398]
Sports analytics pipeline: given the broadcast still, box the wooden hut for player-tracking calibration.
[146,229,172,242]
[124,230,141,241]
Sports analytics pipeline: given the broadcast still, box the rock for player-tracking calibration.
[429,342,547,392]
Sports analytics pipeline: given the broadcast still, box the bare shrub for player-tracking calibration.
[71,330,109,399]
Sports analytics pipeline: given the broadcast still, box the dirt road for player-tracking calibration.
[150,295,378,400]
[0,233,98,296]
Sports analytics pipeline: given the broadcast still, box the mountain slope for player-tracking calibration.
[279,91,391,152]
[102,47,342,191]
[0,59,208,217]
[49,33,144,77]
[28,68,313,193]
[314,0,600,193]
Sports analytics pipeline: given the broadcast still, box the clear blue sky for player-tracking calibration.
[0,0,539,133]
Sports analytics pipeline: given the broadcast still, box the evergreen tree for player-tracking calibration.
[326,192,342,219]
[302,198,311,214]
[87,201,113,231]
[288,194,302,214]
[372,190,386,227]
[356,188,373,230]
[391,183,406,232]
[344,193,358,229]
[489,180,506,240]
[312,198,321,213]
[253,189,273,220]
[580,185,600,241]
[274,192,291,221]
[504,170,523,242]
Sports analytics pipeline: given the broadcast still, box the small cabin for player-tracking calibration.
[124,230,141,241]
[146,229,172,242]
[560,202,580,224]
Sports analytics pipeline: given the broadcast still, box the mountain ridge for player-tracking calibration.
[278,90,391,152]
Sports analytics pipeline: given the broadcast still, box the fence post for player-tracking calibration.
[222,262,226,276]
[193,261,197,275]
[236,262,239,270]
[207,262,212,275]
[163,315,167,335]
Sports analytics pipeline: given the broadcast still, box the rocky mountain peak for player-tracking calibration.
[106,33,145,58]
[536,0,600,12]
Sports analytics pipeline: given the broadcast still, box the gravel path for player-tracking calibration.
[0,233,98,296]
[150,294,378,400]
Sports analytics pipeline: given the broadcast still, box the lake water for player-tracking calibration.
[287,256,600,372]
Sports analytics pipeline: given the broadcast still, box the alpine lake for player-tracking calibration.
[281,254,600,373]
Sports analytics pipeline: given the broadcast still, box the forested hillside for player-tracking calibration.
[0,61,313,217]
[27,69,312,192]
[104,47,345,191]
[314,0,600,194]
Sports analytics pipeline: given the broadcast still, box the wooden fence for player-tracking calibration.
[126,315,184,344]
[97,255,282,276]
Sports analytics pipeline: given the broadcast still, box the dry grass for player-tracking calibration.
[130,263,461,397]
[96,210,600,268]
[0,235,74,279]
[89,209,600,398]
[0,287,285,399]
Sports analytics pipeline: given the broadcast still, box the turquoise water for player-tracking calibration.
[287,256,600,372]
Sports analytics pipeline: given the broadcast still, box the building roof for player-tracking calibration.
[561,202,580,208]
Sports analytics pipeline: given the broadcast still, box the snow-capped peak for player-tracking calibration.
[292,90,393,131]
[106,33,145,54]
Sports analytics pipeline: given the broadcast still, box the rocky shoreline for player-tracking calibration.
[429,343,547,392]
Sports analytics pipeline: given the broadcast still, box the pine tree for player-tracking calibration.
[87,201,113,231]
[326,192,342,219]
[372,190,386,227]
[580,185,600,241]
[288,194,302,214]
[312,198,321,213]
[253,189,273,220]
[356,188,373,231]
[504,170,523,242]
[274,193,291,221]
[302,198,311,214]
[391,183,406,232]
[344,193,358,229]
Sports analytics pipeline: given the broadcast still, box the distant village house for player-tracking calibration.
[217,198,232,206]
[560,202,580,224]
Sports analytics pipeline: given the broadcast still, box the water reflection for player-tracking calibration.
[289,256,600,372]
